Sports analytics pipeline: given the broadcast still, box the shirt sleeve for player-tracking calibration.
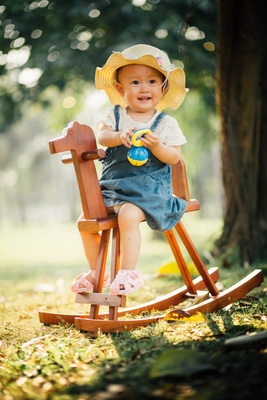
[155,115,187,146]
[96,106,115,130]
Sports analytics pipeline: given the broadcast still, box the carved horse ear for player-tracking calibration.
[48,121,80,154]
[61,121,77,137]
[66,121,79,135]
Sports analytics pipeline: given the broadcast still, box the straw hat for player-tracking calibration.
[95,44,187,111]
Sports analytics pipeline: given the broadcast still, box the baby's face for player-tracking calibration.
[115,64,165,113]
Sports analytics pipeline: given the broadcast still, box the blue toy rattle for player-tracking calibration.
[127,129,152,166]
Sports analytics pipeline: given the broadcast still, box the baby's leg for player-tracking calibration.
[71,231,103,292]
[80,231,101,270]
[109,203,145,294]
[72,204,145,293]
[118,202,145,270]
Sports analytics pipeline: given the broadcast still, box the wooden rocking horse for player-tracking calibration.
[39,122,264,333]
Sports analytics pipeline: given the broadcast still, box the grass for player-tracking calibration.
[0,216,266,400]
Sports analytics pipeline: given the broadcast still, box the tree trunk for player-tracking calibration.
[216,0,267,265]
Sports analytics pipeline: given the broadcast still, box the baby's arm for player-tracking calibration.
[98,124,134,148]
[141,134,181,165]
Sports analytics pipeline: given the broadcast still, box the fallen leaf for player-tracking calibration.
[18,314,32,321]
[150,349,215,378]
[164,310,206,323]
[164,309,190,321]
[190,291,210,305]
[224,330,267,347]
[21,335,51,348]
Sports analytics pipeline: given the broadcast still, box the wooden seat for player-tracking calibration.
[39,122,264,333]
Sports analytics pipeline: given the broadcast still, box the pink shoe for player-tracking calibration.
[72,272,86,282]
[110,270,144,294]
[70,270,110,293]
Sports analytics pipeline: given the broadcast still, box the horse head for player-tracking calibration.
[49,121,97,157]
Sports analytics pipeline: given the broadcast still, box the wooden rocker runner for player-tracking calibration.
[39,122,264,333]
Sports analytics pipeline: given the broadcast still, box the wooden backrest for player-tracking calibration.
[172,159,190,201]
[49,121,191,220]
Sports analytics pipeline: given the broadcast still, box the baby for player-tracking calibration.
[71,44,188,295]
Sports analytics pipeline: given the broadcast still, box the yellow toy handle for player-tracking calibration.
[131,129,152,147]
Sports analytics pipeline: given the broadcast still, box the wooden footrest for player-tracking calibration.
[76,292,126,307]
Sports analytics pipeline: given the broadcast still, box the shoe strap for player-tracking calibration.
[88,269,109,279]
[116,270,141,284]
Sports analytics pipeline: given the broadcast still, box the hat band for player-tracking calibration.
[160,70,169,93]
[112,51,175,71]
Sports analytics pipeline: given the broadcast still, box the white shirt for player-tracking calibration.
[97,106,187,147]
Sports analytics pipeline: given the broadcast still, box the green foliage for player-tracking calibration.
[0,0,218,131]
[0,0,221,224]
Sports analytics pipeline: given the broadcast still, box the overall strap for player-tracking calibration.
[114,104,120,132]
[114,105,166,133]
[150,112,167,132]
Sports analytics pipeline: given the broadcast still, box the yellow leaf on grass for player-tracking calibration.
[158,260,198,275]
[164,310,206,323]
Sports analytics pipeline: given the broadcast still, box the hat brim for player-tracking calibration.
[95,53,187,111]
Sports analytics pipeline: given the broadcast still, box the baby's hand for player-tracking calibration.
[141,133,160,149]
[120,128,135,148]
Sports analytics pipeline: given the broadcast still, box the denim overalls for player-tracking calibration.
[99,105,187,231]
